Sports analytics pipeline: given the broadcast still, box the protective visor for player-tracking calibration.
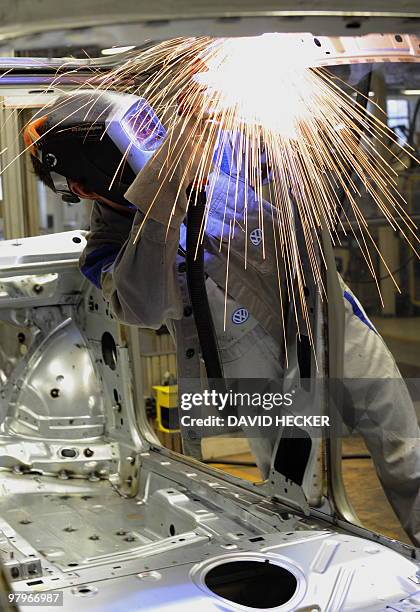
[106,94,167,175]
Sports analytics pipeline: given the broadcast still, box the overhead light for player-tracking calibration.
[101,46,135,56]
[400,89,420,95]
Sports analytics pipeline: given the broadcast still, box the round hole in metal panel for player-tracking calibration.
[59,448,78,459]
[71,585,98,598]
[204,560,298,609]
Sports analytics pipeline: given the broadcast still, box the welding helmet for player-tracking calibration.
[24,90,166,205]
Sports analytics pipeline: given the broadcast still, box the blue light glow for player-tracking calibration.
[121,99,166,153]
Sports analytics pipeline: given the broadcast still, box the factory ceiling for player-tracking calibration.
[0,1,419,53]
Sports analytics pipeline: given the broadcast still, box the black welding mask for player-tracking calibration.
[24,89,166,205]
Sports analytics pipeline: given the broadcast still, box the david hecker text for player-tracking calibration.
[181,415,330,427]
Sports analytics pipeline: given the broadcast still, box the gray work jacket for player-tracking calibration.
[79,171,420,546]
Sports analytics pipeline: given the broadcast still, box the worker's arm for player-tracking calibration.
[108,211,183,328]
[110,115,216,326]
[78,201,133,289]
[79,200,183,328]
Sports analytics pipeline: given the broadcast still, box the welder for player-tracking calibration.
[24,90,420,546]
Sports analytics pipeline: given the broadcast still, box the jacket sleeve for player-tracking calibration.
[79,202,133,289]
[109,212,183,328]
[79,201,183,328]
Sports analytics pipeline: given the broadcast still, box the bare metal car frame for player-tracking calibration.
[0,5,418,610]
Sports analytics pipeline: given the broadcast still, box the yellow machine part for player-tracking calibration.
[152,385,180,433]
